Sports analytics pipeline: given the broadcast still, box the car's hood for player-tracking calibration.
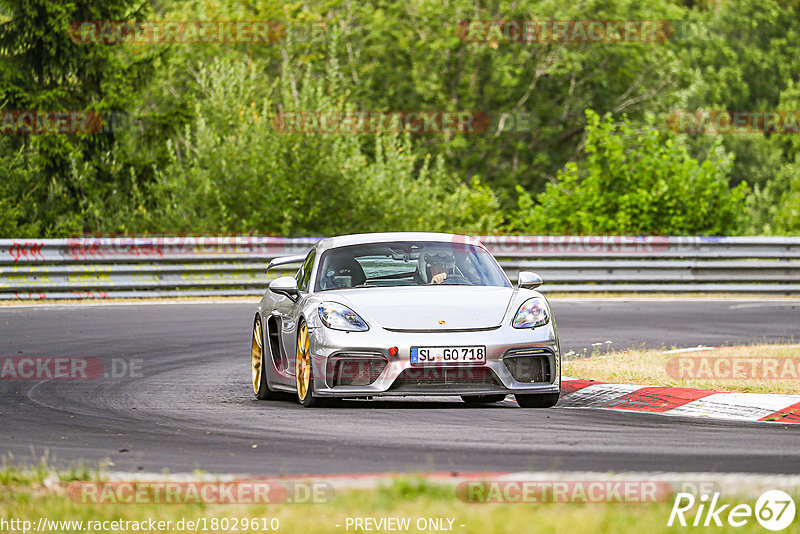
[323,286,517,330]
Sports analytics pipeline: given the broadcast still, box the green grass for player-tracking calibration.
[0,454,100,486]
[2,471,799,533]
[564,343,800,395]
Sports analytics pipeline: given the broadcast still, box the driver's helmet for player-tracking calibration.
[424,252,456,274]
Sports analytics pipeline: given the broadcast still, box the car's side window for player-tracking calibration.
[297,250,315,292]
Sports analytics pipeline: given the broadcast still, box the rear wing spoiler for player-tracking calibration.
[266,254,306,272]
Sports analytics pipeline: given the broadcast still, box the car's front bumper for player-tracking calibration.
[307,323,560,397]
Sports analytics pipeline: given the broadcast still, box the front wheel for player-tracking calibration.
[515,392,560,408]
[296,320,321,407]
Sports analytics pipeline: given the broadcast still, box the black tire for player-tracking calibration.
[515,392,560,408]
[252,315,279,400]
[461,394,508,404]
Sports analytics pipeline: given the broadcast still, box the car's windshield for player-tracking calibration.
[315,241,510,291]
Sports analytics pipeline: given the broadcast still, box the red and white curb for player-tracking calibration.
[559,379,800,424]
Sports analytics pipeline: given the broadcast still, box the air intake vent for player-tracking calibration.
[504,349,553,383]
[331,357,387,387]
[390,367,498,389]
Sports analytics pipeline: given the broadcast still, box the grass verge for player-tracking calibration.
[563,343,800,395]
[2,473,798,533]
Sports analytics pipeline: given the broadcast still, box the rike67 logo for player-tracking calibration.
[668,490,796,531]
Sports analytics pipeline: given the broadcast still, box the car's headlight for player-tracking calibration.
[318,302,369,331]
[512,298,550,329]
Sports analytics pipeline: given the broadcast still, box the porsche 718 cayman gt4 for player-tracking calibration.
[250,232,561,407]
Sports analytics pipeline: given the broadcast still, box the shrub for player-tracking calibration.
[509,110,747,235]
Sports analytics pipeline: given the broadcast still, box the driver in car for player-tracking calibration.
[426,253,455,284]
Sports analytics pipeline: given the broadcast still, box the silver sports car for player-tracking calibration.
[250,232,561,407]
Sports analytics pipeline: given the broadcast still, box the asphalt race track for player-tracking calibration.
[1,299,799,475]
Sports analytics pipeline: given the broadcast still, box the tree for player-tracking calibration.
[509,110,747,235]
[0,0,153,235]
[131,53,502,236]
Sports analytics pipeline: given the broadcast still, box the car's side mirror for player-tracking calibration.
[269,276,300,301]
[518,271,543,290]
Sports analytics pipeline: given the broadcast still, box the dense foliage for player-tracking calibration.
[509,110,747,235]
[1,0,799,237]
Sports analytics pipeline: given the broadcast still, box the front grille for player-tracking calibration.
[504,349,553,383]
[390,367,498,389]
[331,357,387,387]
[383,326,501,333]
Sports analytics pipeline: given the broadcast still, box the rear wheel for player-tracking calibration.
[461,394,507,405]
[252,315,278,400]
[296,320,321,407]
[515,392,560,408]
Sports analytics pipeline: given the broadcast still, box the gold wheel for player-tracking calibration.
[252,318,264,395]
[296,322,311,402]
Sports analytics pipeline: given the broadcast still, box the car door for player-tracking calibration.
[278,249,315,376]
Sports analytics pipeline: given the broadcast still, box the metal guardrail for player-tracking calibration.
[2,236,800,299]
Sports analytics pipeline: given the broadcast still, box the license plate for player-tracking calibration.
[410,346,486,366]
